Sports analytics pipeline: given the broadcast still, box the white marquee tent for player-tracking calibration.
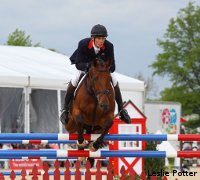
[0,45,144,133]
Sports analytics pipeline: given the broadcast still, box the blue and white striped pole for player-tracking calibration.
[0,133,199,141]
[0,150,199,158]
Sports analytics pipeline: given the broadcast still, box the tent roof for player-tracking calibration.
[0,45,144,91]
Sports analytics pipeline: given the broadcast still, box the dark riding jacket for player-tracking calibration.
[70,38,116,72]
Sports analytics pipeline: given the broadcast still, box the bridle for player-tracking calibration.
[84,63,112,125]
[86,69,112,100]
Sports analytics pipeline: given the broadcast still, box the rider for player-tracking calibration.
[60,24,131,125]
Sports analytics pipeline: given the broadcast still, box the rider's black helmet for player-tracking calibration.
[91,24,108,37]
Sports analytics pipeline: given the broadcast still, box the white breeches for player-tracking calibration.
[71,70,118,87]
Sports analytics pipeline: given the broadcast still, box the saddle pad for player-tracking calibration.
[74,73,87,96]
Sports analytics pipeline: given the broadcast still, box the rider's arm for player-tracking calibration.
[75,62,89,72]
[74,39,90,71]
[109,44,116,73]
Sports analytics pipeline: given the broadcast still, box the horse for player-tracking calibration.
[65,57,115,153]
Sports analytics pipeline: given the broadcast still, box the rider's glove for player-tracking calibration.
[96,55,106,62]
[85,62,91,72]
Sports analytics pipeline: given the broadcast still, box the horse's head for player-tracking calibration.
[88,57,113,111]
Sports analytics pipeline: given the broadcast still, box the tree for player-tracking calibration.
[6,28,40,47]
[145,140,165,179]
[134,72,159,99]
[150,3,200,122]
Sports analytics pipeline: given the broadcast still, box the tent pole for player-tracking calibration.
[24,86,31,133]
[57,89,63,134]
[24,76,31,133]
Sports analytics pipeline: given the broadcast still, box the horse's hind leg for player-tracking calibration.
[89,118,113,151]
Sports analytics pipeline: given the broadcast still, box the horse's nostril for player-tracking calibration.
[100,104,104,108]
[100,104,109,111]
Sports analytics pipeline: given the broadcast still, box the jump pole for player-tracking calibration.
[0,133,199,141]
[0,150,200,159]
[0,140,76,144]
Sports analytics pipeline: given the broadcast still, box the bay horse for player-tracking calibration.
[65,57,115,152]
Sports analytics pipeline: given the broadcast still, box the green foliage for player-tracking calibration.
[150,2,200,128]
[6,28,40,47]
[184,120,200,131]
[151,2,200,90]
[144,141,165,177]
[161,86,200,115]
[48,48,57,52]
[182,113,200,133]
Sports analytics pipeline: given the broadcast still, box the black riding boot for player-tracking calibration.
[114,83,131,124]
[60,82,76,125]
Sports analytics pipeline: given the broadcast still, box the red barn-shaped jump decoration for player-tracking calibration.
[109,100,146,176]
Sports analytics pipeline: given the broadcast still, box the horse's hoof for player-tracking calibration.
[78,157,86,162]
[89,142,98,152]
[77,140,87,148]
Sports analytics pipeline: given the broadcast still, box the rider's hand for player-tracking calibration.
[85,62,91,72]
[96,55,106,62]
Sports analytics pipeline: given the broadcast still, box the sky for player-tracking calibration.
[0,0,199,98]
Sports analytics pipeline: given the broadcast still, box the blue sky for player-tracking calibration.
[0,0,199,97]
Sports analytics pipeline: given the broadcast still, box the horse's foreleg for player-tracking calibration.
[75,114,87,162]
[76,114,86,149]
[90,119,113,151]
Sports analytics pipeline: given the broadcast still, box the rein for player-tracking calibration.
[84,70,111,98]
[84,74,98,129]
[84,68,111,126]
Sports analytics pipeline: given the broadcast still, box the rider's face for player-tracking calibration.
[93,37,106,48]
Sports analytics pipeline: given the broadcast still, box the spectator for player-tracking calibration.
[0,143,4,168]
[2,144,13,169]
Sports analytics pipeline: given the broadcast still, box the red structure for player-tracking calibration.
[109,100,146,176]
[0,159,170,180]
